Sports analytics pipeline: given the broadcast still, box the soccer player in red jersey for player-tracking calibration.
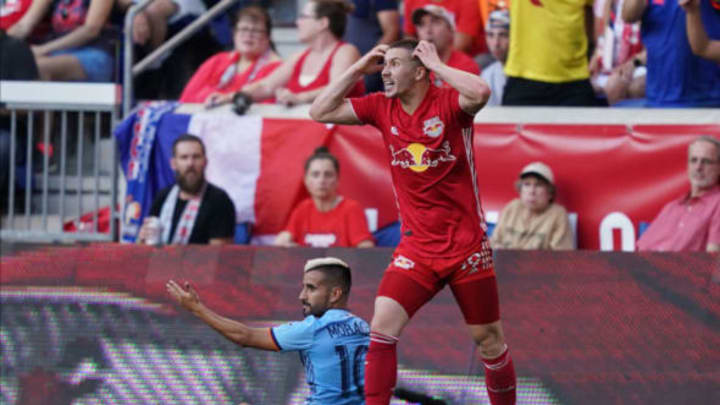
[310,39,516,405]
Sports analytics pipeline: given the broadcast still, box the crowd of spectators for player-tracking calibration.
[1,0,718,106]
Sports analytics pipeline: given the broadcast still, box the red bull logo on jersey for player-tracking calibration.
[390,141,456,173]
[461,239,494,273]
[423,116,445,138]
[393,255,415,270]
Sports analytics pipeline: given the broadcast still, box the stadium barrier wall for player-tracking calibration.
[1,245,718,404]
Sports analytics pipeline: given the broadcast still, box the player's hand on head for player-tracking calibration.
[166,280,201,310]
[413,40,442,71]
[354,44,388,75]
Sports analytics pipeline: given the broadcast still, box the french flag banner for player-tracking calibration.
[186,113,263,225]
[115,108,386,244]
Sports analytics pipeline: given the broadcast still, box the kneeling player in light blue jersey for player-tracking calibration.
[167,257,369,404]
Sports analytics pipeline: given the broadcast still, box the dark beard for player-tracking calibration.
[176,171,205,194]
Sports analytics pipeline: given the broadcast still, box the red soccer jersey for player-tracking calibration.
[284,198,374,248]
[350,86,487,258]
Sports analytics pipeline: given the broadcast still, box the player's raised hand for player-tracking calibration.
[167,280,201,311]
[413,40,443,72]
[352,44,388,75]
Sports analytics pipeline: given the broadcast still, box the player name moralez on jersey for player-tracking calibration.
[327,319,369,339]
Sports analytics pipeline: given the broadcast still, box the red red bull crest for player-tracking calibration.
[423,116,445,138]
[392,255,415,270]
[390,141,457,173]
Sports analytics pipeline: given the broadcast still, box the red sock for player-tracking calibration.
[482,345,516,405]
[364,331,398,405]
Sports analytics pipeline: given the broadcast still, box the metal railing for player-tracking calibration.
[1,81,121,243]
[123,0,241,116]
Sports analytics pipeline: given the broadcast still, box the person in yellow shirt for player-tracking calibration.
[503,0,605,106]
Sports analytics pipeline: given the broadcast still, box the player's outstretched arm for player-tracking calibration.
[309,45,388,124]
[413,41,491,115]
[166,280,278,351]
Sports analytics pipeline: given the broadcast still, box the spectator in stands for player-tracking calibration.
[680,0,720,64]
[117,0,207,51]
[491,162,574,250]
[179,5,282,103]
[590,0,646,105]
[480,9,509,106]
[503,0,604,106]
[117,0,221,100]
[637,136,720,252]
[622,0,720,107]
[274,147,375,248]
[7,0,116,82]
[412,5,480,89]
[343,0,400,93]
[403,0,485,56]
[209,0,364,107]
[137,134,236,245]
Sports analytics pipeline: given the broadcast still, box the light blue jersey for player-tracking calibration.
[271,309,369,404]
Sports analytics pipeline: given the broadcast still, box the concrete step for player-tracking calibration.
[18,137,118,216]
[2,214,63,232]
[1,213,113,242]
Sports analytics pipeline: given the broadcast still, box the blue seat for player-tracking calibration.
[485,222,496,237]
[373,221,402,247]
[234,222,252,244]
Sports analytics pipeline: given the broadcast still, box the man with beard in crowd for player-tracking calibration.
[137,134,236,245]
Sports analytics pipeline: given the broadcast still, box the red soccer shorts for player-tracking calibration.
[377,244,500,325]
